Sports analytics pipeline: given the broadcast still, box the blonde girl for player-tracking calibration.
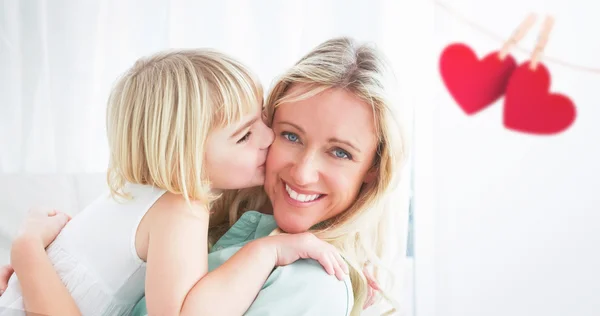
[0,49,347,316]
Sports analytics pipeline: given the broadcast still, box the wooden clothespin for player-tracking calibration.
[530,16,555,70]
[498,13,537,60]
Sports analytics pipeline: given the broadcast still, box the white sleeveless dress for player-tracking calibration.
[0,183,166,316]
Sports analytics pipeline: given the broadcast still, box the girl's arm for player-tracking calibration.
[179,238,276,315]
[144,194,344,316]
[143,194,210,316]
[9,208,82,316]
[179,232,349,316]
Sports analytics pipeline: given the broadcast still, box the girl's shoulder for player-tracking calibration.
[149,192,210,219]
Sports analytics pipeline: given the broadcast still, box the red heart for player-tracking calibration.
[504,62,576,135]
[440,43,517,115]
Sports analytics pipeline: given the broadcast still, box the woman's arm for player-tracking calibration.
[9,208,81,316]
[0,264,13,294]
[11,236,81,316]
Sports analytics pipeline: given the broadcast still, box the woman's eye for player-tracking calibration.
[332,148,352,160]
[237,131,251,144]
[282,131,300,143]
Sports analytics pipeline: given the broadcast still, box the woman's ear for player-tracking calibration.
[363,168,378,184]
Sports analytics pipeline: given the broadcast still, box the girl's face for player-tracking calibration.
[205,106,274,190]
[264,86,379,233]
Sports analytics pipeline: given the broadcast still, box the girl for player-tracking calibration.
[0,49,348,316]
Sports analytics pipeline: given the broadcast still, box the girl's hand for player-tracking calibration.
[265,232,349,281]
[14,207,71,248]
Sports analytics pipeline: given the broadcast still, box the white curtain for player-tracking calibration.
[1,0,425,173]
[1,0,431,313]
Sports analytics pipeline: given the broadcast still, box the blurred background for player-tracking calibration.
[432,0,600,316]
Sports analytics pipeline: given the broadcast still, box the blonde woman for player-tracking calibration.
[3,37,407,316]
[0,49,349,316]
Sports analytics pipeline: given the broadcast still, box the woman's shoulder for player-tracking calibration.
[274,259,353,293]
[247,259,354,316]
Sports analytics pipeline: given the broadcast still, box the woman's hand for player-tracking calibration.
[8,208,81,316]
[265,232,349,281]
[0,264,14,296]
[362,264,381,309]
[14,207,71,249]
[1,208,69,296]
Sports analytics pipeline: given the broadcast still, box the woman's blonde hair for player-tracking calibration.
[212,37,408,315]
[106,49,262,205]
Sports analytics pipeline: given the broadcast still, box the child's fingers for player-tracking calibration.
[316,253,335,276]
[328,253,343,280]
[327,253,343,281]
[332,251,349,275]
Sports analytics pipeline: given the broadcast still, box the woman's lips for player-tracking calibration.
[281,181,325,207]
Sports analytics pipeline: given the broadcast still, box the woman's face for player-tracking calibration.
[264,85,379,233]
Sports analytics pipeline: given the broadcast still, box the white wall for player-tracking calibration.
[425,0,600,315]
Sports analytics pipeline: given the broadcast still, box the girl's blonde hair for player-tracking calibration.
[211,37,408,315]
[106,49,262,205]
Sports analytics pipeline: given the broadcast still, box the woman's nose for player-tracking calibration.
[290,153,319,186]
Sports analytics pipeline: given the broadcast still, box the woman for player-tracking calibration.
[4,37,407,316]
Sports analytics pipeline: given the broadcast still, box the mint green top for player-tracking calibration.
[130,211,354,316]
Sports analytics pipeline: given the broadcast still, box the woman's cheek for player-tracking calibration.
[327,166,360,196]
[266,140,285,170]
[270,138,294,162]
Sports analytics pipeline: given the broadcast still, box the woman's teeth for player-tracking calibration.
[285,184,321,202]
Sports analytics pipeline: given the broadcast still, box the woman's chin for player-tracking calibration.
[273,211,312,234]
